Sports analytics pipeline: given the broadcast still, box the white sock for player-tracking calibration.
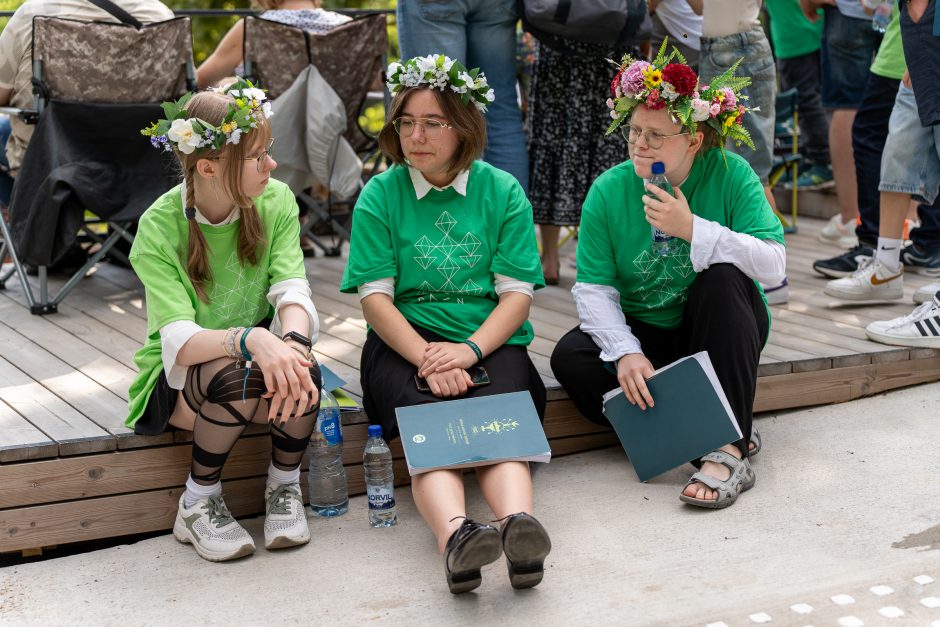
[183,475,221,509]
[875,237,903,271]
[267,462,300,486]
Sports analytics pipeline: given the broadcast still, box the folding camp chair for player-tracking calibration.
[243,13,388,256]
[767,87,801,234]
[0,15,194,314]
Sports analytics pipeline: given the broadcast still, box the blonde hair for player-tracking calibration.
[177,91,270,302]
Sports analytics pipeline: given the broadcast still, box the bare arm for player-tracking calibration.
[196,19,246,89]
[360,293,429,367]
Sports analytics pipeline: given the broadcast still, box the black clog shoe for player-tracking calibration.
[443,518,503,594]
[500,513,552,589]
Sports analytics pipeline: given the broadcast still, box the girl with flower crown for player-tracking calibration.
[551,46,787,510]
[127,81,321,562]
[341,55,552,594]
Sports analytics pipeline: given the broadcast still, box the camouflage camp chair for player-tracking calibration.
[243,13,388,256]
[0,15,194,314]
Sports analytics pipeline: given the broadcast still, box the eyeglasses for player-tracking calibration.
[392,117,453,139]
[621,125,687,149]
[211,138,275,173]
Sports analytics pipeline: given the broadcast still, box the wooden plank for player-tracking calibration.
[0,323,131,441]
[754,353,940,413]
[0,398,58,463]
[0,356,114,456]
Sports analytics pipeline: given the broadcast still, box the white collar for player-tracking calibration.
[179,183,241,225]
[408,166,469,199]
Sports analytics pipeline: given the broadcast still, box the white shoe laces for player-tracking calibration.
[885,300,940,328]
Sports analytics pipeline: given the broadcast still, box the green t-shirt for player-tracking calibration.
[870,7,906,80]
[125,179,307,428]
[577,149,786,330]
[766,0,824,60]
[340,161,544,345]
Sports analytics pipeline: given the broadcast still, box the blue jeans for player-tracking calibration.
[820,7,881,109]
[0,116,12,206]
[397,0,529,192]
[699,28,776,184]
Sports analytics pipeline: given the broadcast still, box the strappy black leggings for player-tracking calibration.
[182,357,322,485]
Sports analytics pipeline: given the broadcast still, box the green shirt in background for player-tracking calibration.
[577,149,785,330]
[870,6,906,80]
[765,0,824,59]
[125,179,307,428]
[341,161,544,345]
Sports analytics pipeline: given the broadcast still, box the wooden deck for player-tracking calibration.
[2,216,940,554]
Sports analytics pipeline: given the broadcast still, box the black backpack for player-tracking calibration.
[518,0,650,54]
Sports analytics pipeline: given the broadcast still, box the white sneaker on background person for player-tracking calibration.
[914,283,940,304]
[824,257,903,301]
[818,214,858,249]
[866,294,940,348]
[760,277,789,305]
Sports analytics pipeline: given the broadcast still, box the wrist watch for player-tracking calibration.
[282,331,313,359]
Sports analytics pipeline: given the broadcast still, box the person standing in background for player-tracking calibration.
[649,0,702,69]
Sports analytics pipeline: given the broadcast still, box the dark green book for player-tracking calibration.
[602,352,742,482]
[395,391,551,475]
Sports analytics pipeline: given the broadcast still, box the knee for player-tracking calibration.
[691,264,751,296]
[206,361,266,404]
[550,329,586,384]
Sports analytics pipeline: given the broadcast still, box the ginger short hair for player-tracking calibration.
[378,87,487,178]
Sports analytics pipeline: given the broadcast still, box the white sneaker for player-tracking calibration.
[914,283,940,304]
[824,258,903,301]
[263,482,310,550]
[761,277,789,305]
[818,214,858,249]
[173,494,255,562]
[866,295,940,347]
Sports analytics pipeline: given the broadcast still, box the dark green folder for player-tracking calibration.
[396,391,551,475]
[602,352,742,482]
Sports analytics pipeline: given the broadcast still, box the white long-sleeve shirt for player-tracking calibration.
[574,215,786,362]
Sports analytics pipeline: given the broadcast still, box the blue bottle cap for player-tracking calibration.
[651,161,666,175]
[368,424,383,437]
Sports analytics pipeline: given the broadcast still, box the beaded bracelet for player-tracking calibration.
[223,326,243,360]
[463,339,483,362]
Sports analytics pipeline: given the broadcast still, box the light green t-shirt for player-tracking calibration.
[125,179,307,428]
[577,148,786,330]
[340,161,544,345]
[766,0,824,60]
[870,7,906,80]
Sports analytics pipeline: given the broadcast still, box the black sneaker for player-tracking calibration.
[812,243,874,278]
[901,243,940,277]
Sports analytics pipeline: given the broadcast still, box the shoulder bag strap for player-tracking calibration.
[85,0,143,29]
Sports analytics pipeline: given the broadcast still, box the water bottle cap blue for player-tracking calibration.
[651,162,666,175]
[368,424,382,437]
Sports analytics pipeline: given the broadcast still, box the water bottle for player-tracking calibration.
[647,161,678,256]
[363,425,398,527]
[308,389,348,516]
[872,2,890,33]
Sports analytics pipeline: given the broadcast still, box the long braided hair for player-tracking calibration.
[175,91,270,302]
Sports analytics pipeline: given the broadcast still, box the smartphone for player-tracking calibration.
[415,366,490,392]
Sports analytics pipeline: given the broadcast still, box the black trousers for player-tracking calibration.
[361,323,547,442]
[550,265,768,459]
[778,51,830,167]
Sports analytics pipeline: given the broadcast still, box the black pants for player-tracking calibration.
[778,52,830,167]
[361,323,547,442]
[550,265,767,459]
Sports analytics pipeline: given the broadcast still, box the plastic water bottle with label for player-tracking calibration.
[308,389,348,516]
[647,161,678,256]
[363,425,398,527]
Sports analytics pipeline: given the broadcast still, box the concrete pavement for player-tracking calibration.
[2,381,940,626]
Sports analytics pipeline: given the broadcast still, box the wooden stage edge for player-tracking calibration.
[4,348,940,554]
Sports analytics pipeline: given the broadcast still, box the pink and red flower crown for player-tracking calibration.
[606,39,755,150]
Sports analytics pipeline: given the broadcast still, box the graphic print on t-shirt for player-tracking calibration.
[208,252,268,324]
[413,210,484,304]
[631,240,693,309]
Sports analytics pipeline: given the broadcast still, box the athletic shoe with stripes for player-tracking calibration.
[866,295,940,348]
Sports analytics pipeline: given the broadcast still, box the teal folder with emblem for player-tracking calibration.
[602,351,742,482]
[395,391,551,476]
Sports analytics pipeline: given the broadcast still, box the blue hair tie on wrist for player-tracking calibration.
[463,339,483,362]
[240,328,254,401]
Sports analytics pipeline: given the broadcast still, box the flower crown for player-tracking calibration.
[606,40,755,150]
[386,55,495,112]
[141,78,273,155]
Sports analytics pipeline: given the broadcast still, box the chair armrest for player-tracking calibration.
[0,106,39,124]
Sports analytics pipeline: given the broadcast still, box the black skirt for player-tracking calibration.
[360,323,547,442]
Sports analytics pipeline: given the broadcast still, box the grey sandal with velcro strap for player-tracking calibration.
[679,450,756,509]
[749,427,762,457]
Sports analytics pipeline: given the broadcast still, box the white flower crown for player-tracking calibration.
[386,55,495,112]
[141,78,273,155]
